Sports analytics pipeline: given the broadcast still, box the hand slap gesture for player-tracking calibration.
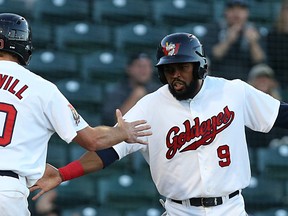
[115,109,152,144]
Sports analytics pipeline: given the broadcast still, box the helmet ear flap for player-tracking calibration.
[198,67,208,79]
[193,62,208,80]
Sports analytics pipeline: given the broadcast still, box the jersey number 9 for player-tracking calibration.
[217,145,231,167]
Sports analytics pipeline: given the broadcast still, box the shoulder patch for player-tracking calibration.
[68,104,80,126]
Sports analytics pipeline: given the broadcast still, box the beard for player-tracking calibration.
[168,79,202,100]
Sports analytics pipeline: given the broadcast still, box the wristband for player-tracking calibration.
[58,160,84,182]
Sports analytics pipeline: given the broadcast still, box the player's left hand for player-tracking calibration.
[29,163,62,200]
[115,109,152,144]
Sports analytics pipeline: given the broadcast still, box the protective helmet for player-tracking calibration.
[0,13,33,65]
[156,32,208,84]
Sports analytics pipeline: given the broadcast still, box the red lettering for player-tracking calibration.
[15,85,28,100]
[3,76,13,90]
[0,74,8,88]
[166,127,180,159]
[0,74,28,100]
[165,106,235,159]
[8,79,19,94]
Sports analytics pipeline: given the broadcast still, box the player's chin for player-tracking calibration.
[171,89,189,100]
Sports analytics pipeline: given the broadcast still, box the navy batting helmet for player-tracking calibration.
[156,33,208,84]
[0,13,33,65]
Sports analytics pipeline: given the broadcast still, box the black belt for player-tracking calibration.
[171,190,239,207]
[0,171,19,179]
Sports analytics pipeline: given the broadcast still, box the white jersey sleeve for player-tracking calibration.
[243,81,280,132]
[44,88,88,143]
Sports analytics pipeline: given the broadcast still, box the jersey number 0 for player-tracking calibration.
[0,102,17,147]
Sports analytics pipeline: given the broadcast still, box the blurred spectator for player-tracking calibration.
[101,52,161,126]
[100,53,162,172]
[247,63,282,100]
[203,0,266,81]
[245,63,286,150]
[266,0,288,88]
[34,189,61,216]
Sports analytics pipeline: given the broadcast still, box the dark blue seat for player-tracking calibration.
[55,22,112,53]
[80,50,127,83]
[92,0,152,26]
[33,0,90,24]
[114,22,169,55]
[27,50,80,82]
[151,0,212,26]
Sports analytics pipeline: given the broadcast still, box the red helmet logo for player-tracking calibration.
[163,42,180,56]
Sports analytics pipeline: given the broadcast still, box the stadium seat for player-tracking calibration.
[67,144,87,164]
[33,0,90,24]
[55,22,112,53]
[271,1,282,22]
[56,176,98,207]
[96,173,159,211]
[257,145,288,179]
[55,79,103,112]
[27,50,80,82]
[252,207,288,216]
[47,134,69,167]
[92,0,152,26]
[249,1,274,25]
[114,22,169,55]
[248,147,259,175]
[0,0,35,21]
[86,153,144,184]
[62,206,122,216]
[76,109,102,127]
[125,206,164,216]
[151,0,212,26]
[30,22,53,50]
[172,23,208,40]
[80,50,127,83]
[242,175,286,212]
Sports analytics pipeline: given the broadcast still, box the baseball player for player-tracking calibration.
[31,32,288,216]
[0,13,151,216]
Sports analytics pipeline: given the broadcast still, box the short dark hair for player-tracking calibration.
[127,52,151,65]
[226,0,249,8]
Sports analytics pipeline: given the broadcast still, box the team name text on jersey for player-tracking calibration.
[166,106,235,159]
[0,74,28,100]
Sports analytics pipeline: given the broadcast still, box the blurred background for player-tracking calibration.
[2,0,288,215]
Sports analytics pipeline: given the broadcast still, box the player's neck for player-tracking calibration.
[0,53,19,64]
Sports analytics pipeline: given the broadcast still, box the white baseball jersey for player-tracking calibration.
[113,76,280,200]
[0,60,88,187]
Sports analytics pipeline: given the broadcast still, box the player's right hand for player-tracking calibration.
[115,109,152,144]
[29,163,63,200]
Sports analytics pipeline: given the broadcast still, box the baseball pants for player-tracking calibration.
[0,175,30,216]
[162,192,248,216]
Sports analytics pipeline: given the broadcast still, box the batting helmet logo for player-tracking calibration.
[163,42,180,56]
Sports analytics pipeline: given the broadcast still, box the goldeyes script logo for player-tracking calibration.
[166,106,235,159]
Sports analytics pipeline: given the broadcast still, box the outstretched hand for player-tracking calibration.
[115,109,152,144]
[29,164,63,201]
